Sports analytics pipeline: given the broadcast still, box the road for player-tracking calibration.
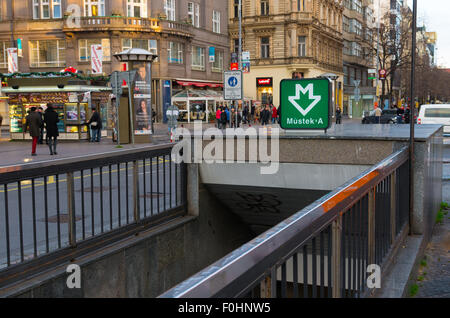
[0,156,181,269]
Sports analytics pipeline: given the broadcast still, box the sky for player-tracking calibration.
[406,0,450,68]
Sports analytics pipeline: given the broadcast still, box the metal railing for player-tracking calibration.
[0,144,186,287]
[160,147,410,298]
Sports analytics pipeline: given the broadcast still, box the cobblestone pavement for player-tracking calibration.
[412,159,450,298]
[414,205,450,298]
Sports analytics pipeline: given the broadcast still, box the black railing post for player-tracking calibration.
[133,160,140,223]
[390,172,397,244]
[332,215,342,298]
[67,172,77,247]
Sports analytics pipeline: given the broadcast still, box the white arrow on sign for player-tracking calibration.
[288,84,321,116]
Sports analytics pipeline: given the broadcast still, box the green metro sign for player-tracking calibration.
[280,78,331,130]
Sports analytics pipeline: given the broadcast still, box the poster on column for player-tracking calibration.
[133,63,152,135]
[91,45,103,74]
[7,48,18,73]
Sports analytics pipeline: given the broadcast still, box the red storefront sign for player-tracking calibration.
[256,78,272,87]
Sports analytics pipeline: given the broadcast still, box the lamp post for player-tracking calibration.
[409,0,417,235]
[319,73,339,117]
[113,49,158,144]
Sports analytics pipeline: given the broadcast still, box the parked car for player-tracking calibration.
[362,109,397,124]
[417,104,450,133]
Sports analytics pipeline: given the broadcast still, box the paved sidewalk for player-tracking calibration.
[410,178,450,298]
[413,208,450,298]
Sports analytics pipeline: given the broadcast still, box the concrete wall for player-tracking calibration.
[5,182,253,298]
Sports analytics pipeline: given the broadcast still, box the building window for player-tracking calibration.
[168,42,183,64]
[233,39,240,53]
[352,0,362,14]
[343,66,349,85]
[212,50,223,72]
[234,0,240,18]
[84,0,105,17]
[121,38,158,59]
[343,40,351,55]
[297,0,305,11]
[191,46,205,71]
[351,42,362,57]
[188,2,200,27]
[79,39,111,62]
[298,36,306,57]
[164,0,176,21]
[53,0,61,18]
[0,41,8,69]
[343,16,349,33]
[261,37,270,58]
[127,0,147,18]
[212,10,221,34]
[33,0,61,19]
[29,39,66,68]
[261,0,269,16]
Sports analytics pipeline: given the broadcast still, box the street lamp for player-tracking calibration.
[319,73,339,117]
[113,49,158,144]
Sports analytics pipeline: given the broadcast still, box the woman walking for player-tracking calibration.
[44,106,60,155]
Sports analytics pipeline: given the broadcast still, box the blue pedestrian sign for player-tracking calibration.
[224,71,242,100]
[228,76,238,87]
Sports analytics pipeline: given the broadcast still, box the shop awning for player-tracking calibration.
[175,79,223,88]
[2,85,111,93]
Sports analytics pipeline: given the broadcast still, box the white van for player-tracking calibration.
[417,104,450,133]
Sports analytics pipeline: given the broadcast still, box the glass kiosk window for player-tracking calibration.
[9,105,23,133]
[52,104,65,133]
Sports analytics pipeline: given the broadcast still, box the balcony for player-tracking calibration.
[63,16,193,38]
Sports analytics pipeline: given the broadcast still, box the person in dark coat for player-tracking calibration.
[44,106,60,155]
[220,107,228,129]
[261,105,271,126]
[336,107,342,124]
[24,107,42,156]
[88,108,102,142]
[38,107,45,144]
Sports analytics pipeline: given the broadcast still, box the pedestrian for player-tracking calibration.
[242,105,249,124]
[374,105,382,124]
[261,105,271,126]
[277,104,281,124]
[220,107,227,129]
[231,108,242,128]
[225,107,230,127]
[88,107,102,142]
[24,107,42,156]
[250,104,255,124]
[271,105,278,124]
[38,107,45,144]
[0,113,3,137]
[216,107,222,129]
[335,107,342,124]
[44,105,59,155]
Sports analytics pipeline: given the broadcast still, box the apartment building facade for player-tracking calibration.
[0,0,229,124]
[228,0,344,111]
[342,0,376,117]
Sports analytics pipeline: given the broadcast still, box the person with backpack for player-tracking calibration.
[220,107,228,129]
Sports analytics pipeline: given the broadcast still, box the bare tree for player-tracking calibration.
[374,7,413,105]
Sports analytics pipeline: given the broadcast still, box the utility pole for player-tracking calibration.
[375,0,381,110]
[409,0,417,235]
[236,0,243,126]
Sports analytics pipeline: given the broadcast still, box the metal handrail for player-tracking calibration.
[0,143,174,183]
[159,146,409,298]
[0,143,187,287]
